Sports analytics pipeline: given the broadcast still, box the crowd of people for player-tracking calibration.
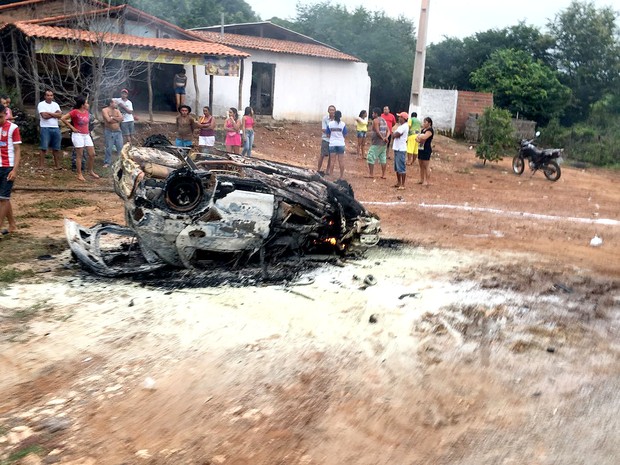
[319,104,434,188]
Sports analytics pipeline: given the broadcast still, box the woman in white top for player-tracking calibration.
[325,110,348,179]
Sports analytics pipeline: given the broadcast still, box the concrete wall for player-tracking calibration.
[419,88,458,133]
[185,50,371,124]
[455,91,494,135]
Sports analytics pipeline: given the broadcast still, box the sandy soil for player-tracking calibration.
[0,121,619,464]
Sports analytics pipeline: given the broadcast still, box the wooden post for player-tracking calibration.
[11,31,22,107]
[237,59,244,110]
[193,64,199,114]
[30,40,40,113]
[0,48,6,90]
[209,74,214,111]
[147,62,153,122]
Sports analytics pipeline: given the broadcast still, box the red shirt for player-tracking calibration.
[69,109,90,134]
[381,112,396,134]
[0,121,21,167]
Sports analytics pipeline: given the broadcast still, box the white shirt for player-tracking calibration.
[114,98,134,122]
[37,101,61,128]
[321,115,331,142]
[392,122,409,152]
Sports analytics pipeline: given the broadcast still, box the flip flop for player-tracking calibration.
[0,229,9,239]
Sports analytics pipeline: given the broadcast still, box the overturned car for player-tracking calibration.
[65,139,381,277]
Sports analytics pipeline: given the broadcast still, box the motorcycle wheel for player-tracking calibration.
[512,155,525,175]
[543,160,561,181]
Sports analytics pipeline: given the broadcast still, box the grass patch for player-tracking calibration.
[3,444,46,464]
[19,197,93,220]
[8,300,53,321]
[0,268,35,284]
[0,235,67,269]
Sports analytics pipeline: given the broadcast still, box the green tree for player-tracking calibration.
[475,107,514,165]
[275,2,416,110]
[470,49,571,124]
[425,22,554,91]
[547,0,620,123]
[125,0,259,29]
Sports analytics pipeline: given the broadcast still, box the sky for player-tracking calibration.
[245,0,619,44]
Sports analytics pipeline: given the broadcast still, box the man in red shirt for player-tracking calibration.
[0,104,21,236]
[381,106,396,159]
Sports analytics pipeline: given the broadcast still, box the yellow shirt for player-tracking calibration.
[355,117,368,132]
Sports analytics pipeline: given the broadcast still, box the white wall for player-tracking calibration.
[185,50,371,124]
[419,88,458,133]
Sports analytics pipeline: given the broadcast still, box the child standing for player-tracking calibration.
[241,106,255,157]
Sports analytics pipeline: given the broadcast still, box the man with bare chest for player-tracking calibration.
[101,98,124,167]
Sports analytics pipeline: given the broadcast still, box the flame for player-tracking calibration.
[327,237,337,246]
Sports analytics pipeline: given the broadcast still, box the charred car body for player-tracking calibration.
[66,139,380,276]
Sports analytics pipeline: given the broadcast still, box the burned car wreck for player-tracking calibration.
[65,139,381,277]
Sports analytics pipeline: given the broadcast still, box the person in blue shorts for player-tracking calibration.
[391,112,410,189]
[173,68,187,111]
[325,110,348,179]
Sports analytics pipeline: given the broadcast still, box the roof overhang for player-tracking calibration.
[5,22,249,75]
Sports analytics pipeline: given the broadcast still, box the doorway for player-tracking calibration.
[250,62,275,116]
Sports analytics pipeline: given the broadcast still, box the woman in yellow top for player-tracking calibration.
[407,111,421,165]
[355,110,368,159]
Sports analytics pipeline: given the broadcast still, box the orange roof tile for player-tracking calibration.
[0,0,107,12]
[194,31,360,62]
[13,22,249,57]
[17,4,210,42]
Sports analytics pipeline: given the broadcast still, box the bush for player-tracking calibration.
[476,107,514,164]
[14,109,39,145]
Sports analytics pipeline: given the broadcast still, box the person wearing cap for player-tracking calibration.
[391,112,410,190]
[114,89,135,145]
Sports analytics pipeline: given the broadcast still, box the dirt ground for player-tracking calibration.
[0,120,619,464]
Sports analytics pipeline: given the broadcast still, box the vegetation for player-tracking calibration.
[470,49,571,125]
[122,0,259,29]
[0,236,67,270]
[475,107,515,165]
[18,198,93,220]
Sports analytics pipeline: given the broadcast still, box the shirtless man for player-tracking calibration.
[101,98,124,167]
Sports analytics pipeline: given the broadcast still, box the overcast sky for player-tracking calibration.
[245,0,619,44]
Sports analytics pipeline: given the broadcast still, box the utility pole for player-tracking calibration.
[409,0,430,115]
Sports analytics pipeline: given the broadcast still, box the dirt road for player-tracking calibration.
[1,122,618,464]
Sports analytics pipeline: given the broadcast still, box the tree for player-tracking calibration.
[125,0,259,28]
[475,107,514,165]
[274,2,416,110]
[470,49,571,124]
[547,0,620,123]
[1,0,148,115]
[425,22,554,91]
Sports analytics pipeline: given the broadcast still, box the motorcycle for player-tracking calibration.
[512,131,564,182]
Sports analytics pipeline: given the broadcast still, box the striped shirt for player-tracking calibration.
[0,121,21,167]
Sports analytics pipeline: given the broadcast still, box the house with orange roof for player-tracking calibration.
[0,0,248,116]
[190,22,371,121]
[0,1,371,123]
